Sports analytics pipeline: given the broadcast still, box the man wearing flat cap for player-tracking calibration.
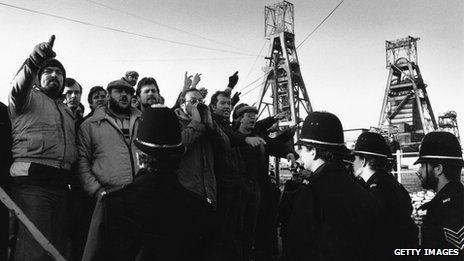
[233,104,298,261]
[8,35,77,260]
[87,105,185,260]
[285,111,385,261]
[123,70,139,87]
[77,79,141,260]
[415,131,464,259]
[352,132,418,258]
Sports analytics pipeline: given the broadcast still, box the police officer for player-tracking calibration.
[352,132,418,258]
[285,111,385,261]
[415,131,464,259]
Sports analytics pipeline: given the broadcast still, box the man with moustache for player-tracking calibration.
[8,35,78,260]
[83,86,107,121]
[136,77,164,111]
[77,79,141,199]
[77,79,141,259]
[415,132,464,259]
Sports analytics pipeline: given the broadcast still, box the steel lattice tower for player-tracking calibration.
[378,36,438,152]
[257,1,312,140]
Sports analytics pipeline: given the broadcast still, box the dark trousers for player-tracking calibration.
[254,184,281,261]
[177,188,216,261]
[11,184,69,261]
[212,184,244,261]
[0,200,8,261]
[68,188,95,261]
[240,180,261,261]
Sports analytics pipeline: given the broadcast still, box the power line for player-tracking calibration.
[241,81,264,97]
[296,0,345,49]
[236,72,267,93]
[84,0,254,54]
[239,41,268,90]
[0,2,263,57]
[240,0,346,101]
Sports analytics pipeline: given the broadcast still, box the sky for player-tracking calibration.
[0,0,463,140]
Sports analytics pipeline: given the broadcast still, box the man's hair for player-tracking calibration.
[178,89,202,104]
[209,90,231,107]
[136,77,159,96]
[65,78,82,92]
[304,144,343,163]
[357,154,391,173]
[87,86,106,105]
[431,162,462,181]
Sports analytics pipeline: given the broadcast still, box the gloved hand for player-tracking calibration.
[231,92,241,107]
[228,71,239,88]
[30,35,56,67]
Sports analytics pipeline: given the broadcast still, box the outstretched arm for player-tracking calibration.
[10,35,56,113]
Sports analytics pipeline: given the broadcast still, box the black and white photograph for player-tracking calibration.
[0,0,463,260]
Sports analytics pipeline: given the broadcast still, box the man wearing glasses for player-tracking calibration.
[174,88,228,260]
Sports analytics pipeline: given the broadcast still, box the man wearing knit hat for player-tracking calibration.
[8,35,78,260]
[285,111,385,261]
[415,131,464,257]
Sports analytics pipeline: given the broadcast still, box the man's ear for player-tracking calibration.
[433,164,444,177]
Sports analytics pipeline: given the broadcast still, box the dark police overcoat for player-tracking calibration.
[285,161,386,261]
[419,180,464,260]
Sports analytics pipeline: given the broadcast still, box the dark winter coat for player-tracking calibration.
[0,102,12,261]
[364,171,418,257]
[285,161,386,261]
[89,168,183,261]
[419,181,464,260]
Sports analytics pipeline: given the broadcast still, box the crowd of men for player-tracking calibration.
[0,36,463,261]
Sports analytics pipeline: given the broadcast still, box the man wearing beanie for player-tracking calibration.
[352,132,418,258]
[78,78,141,260]
[285,111,385,261]
[8,35,78,260]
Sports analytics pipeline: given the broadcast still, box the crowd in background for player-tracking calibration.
[0,36,463,261]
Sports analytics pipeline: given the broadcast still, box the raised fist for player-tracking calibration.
[228,71,239,88]
[30,35,56,67]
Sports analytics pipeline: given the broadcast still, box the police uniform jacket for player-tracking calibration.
[419,180,464,260]
[285,161,385,261]
[364,171,419,257]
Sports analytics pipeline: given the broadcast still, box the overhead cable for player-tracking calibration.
[0,2,263,57]
[84,0,253,53]
[296,0,345,49]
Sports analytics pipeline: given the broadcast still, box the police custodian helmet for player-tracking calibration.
[296,111,350,155]
[353,132,392,158]
[414,131,464,166]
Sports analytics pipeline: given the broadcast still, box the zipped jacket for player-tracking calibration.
[77,106,141,196]
[9,59,77,171]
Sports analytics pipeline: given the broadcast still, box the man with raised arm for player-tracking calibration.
[9,35,78,260]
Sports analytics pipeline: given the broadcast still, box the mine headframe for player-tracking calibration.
[378,36,438,152]
[258,1,312,142]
